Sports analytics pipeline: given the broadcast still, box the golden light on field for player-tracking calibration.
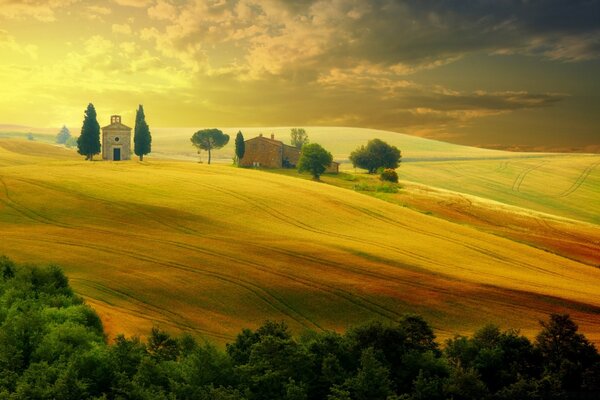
[1,139,599,344]
[0,1,599,149]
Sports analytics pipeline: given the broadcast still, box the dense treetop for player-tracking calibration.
[0,255,598,400]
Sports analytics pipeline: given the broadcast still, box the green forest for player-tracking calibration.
[0,256,598,400]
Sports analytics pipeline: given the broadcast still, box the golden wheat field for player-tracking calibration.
[0,137,599,346]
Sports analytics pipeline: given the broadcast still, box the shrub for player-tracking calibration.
[376,184,398,193]
[380,169,398,183]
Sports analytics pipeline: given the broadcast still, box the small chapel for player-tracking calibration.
[101,115,131,161]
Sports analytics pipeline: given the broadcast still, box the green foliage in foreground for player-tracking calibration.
[0,256,598,400]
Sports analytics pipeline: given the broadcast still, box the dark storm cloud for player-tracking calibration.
[276,0,600,65]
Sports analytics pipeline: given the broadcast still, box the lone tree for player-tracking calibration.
[234,130,245,165]
[349,138,401,173]
[77,103,101,161]
[290,128,309,149]
[298,143,333,180]
[190,129,230,164]
[134,104,152,161]
[55,125,71,144]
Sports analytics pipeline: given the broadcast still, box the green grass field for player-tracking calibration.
[1,138,599,346]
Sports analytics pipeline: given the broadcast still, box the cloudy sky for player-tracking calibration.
[0,0,598,148]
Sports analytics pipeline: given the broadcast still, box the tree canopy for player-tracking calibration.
[190,129,230,164]
[290,128,309,149]
[297,143,333,180]
[134,104,152,161]
[55,125,71,144]
[349,139,401,173]
[235,130,245,165]
[76,103,101,161]
[1,254,598,400]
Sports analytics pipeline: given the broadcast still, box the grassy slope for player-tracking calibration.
[1,139,599,346]
[151,126,523,161]
[154,126,599,223]
[399,156,600,224]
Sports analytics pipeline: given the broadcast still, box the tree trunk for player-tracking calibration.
[208,148,212,164]
[140,154,144,162]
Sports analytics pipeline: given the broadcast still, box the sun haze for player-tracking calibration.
[0,0,598,150]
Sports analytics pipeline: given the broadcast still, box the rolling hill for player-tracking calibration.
[1,138,599,346]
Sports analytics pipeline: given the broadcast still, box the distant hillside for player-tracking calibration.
[1,139,598,346]
[151,126,539,162]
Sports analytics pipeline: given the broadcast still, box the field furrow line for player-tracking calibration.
[512,162,546,192]
[555,161,600,198]
[72,277,235,341]
[11,177,199,235]
[2,176,403,324]
[0,176,71,228]
[340,202,566,279]
[7,234,320,331]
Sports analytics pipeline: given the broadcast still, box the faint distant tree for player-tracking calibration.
[235,130,245,166]
[65,136,77,148]
[26,133,34,141]
[349,139,401,173]
[55,125,71,144]
[298,143,332,180]
[134,105,152,161]
[290,128,309,149]
[77,103,101,161]
[190,129,230,164]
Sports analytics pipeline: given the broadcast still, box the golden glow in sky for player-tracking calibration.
[0,0,599,149]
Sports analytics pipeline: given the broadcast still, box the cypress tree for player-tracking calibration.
[235,130,245,165]
[77,103,101,161]
[134,105,152,161]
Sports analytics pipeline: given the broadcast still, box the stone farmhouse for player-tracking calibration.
[239,133,339,173]
[101,115,131,161]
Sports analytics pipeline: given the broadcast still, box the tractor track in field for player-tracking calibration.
[5,173,568,290]
[11,177,199,235]
[555,161,600,198]
[189,178,567,281]
[7,234,320,332]
[494,161,509,172]
[72,277,235,341]
[3,173,586,326]
[3,177,406,323]
[339,201,566,281]
[3,178,411,324]
[0,176,71,228]
[512,162,547,193]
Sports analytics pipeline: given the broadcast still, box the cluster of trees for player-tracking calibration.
[1,256,598,400]
[76,103,152,161]
[350,139,401,174]
[287,128,334,180]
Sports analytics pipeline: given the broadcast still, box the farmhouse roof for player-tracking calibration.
[245,134,298,150]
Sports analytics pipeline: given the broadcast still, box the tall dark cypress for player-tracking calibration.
[77,103,101,161]
[134,105,152,161]
[235,130,245,165]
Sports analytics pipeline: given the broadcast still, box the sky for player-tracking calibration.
[0,0,599,149]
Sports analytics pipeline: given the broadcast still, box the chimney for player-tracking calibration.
[271,133,275,140]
